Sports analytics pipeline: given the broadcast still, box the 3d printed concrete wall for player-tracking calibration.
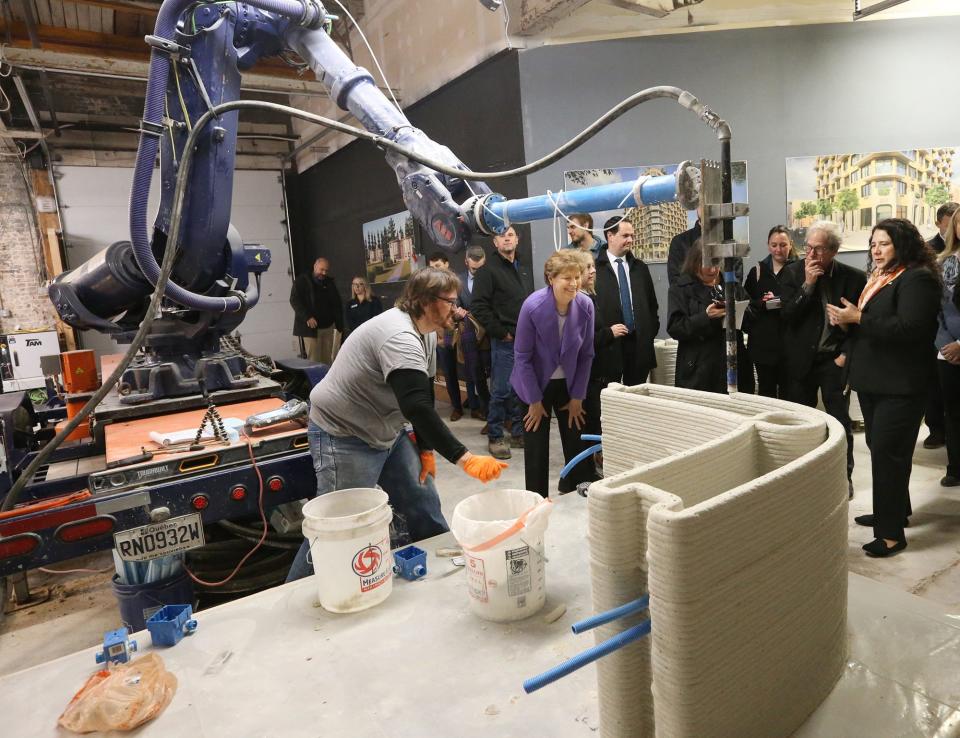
[589,384,848,737]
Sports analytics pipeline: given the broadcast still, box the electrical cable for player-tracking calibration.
[183,439,269,586]
[38,564,115,575]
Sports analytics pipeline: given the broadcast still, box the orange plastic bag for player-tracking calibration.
[58,653,177,733]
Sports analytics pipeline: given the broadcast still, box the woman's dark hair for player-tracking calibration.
[871,218,941,285]
[681,239,707,278]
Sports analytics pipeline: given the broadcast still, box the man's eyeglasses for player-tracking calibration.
[436,296,458,306]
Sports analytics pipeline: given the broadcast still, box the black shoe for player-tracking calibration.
[923,433,945,450]
[941,475,960,487]
[863,538,907,558]
[854,514,910,528]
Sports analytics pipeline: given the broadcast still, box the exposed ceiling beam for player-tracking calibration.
[65,0,163,18]
[517,0,593,35]
[2,43,333,97]
[13,0,61,135]
[0,128,46,139]
[0,19,312,79]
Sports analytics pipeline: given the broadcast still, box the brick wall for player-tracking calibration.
[0,159,60,335]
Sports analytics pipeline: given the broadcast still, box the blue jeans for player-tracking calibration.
[286,422,449,582]
[487,338,524,440]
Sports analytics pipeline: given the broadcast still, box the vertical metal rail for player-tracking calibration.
[720,139,737,394]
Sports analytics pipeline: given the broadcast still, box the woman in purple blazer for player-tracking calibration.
[511,251,596,497]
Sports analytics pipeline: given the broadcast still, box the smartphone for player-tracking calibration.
[765,297,782,310]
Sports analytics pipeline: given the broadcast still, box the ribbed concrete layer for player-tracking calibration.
[600,389,744,477]
[587,385,848,738]
[649,339,678,386]
[588,486,675,738]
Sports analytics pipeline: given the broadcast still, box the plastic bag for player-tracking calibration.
[451,488,552,551]
[58,653,177,733]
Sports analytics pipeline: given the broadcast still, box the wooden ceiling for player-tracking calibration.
[0,0,366,166]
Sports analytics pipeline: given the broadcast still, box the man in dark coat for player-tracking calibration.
[780,222,867,496]
[290,257,344,365]
[471,227,535,459]
[593,216,659,387]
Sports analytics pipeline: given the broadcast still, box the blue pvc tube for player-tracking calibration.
[522,619,652,694]
[559,443,603,479]
[486,173,678,231]
[571,594,650,634]
[580,434,602,442]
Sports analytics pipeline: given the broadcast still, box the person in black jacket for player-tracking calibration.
[668,240,752,394]
[344,275,383,338]
[827,218,942,558]
[780,222,867,496]
[743,226,798,398]
[471,227,535,459]
[593,217,659,387]
[920,201,958,450]
[290,257,344,365]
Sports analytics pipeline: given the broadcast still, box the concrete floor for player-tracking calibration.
[2,403,959,677]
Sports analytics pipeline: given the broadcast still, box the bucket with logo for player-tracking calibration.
[301,487,393,613]
[450,488,552,622]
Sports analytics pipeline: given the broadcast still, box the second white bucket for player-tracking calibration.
[301,487,393,614]
[451,488,552,622]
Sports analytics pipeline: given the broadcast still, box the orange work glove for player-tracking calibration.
[418,450,437,484]
[463,455,508,483]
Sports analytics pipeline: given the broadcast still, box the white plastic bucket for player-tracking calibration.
[450,489,552,622]
[301,487,393,613]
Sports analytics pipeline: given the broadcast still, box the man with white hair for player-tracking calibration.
[780,221,867,498]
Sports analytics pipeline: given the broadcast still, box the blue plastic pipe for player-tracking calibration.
[523,619,652,694]
[485,173,678,231]
[559,443,603,479]
[571,595,650,634]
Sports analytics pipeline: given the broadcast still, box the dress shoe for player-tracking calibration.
[488,437,511,460]
[471,409,486,421]
[854,514,909,528]
[510,435,525,449]
[862,538,907,558]
[941,475,960,487]
[450,409,463,422]
[923,433,945,450]
[480,423,489,435]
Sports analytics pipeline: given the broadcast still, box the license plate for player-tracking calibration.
[113,513,205,562]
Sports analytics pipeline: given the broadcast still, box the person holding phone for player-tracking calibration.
[668,240,751,394]
[743,226,798,398]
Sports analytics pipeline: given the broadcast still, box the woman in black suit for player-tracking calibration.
[344,276,383,337]
[827,218,941,558]
[668,240,752,394]
[743,226,797,398]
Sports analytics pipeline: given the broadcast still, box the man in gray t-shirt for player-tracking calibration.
[287,268,508,583]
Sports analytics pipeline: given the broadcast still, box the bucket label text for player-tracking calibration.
[505,545,532,597]
[466,554,488,602]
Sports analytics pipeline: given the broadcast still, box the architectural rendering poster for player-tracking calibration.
[363,210,422,284]
[563,162,748,263]
[786,148,958,251]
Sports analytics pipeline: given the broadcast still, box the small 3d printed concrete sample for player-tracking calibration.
[589,384,847,738]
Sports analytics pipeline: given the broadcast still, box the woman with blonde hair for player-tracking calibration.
[743,225,798,398]
[344,275,383,338]
[934,209,960,488]
[511,251,595,497]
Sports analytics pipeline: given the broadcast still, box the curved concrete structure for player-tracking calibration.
[589,384,848,738]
